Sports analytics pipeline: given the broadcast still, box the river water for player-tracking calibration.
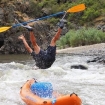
[0,54,105,105]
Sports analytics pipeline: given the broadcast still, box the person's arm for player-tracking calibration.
[29,31,40,54]
[50,19,66,46]
[18,35,32,53]
[30,31,37,46]
[50,28,62,46]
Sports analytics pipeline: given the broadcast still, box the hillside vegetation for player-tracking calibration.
[28,0,105,27]
[0,0,105,51]
[57,28,105,49]
[0,0,105,27]
[30,0,105,48]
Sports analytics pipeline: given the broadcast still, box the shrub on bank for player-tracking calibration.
[57,27,105,48]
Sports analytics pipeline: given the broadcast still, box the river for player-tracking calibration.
[0,54,105,105]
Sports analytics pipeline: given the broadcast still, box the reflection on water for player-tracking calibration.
[0,54,31,63]
[0,54,105,105]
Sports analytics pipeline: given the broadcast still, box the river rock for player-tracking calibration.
[71,64,88,70]
[87,56,105,64]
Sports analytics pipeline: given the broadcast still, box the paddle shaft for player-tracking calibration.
[61,12,67,20]
[12,11,65,28]
[12,4,85,28]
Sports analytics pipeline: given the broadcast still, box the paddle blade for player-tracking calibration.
[67,4,86,13]
[0,26,11,33]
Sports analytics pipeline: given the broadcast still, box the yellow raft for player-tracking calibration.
[20,79,82,105]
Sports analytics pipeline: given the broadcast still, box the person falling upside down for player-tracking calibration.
[18,19,66,69]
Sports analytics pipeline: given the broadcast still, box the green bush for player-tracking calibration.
[82,7,101,22]
[57,27,105,49]
[47,18,59,25]
[29,0,42,17]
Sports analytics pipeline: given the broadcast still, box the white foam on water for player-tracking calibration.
[0,55,105,105]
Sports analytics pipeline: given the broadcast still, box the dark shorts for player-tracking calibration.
[31,46,56,69]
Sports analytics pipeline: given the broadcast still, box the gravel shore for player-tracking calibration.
[57,43,105,56]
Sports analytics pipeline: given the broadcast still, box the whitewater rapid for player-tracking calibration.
[0,54,105,105]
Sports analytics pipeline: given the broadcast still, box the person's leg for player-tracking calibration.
[29,31,40,54]
[50,28,62,46]
[18,34,32,53]
[50,19,66,46]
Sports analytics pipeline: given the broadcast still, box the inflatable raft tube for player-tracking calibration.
[20,79,82,105]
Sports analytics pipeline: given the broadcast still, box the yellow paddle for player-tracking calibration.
[0,4,85,33]
[0,27,12,33]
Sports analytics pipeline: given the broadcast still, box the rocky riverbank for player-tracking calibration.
[57,43,105,64]
[0,1,68,54]
[0,0,105,54]
[57,43,105,56]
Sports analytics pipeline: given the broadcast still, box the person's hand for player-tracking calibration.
[59,19,67,29]
[18,34,25,40]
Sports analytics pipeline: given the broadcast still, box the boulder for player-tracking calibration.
[71,64,88,70]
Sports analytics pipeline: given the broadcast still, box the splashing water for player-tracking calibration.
[0,54,105,105]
